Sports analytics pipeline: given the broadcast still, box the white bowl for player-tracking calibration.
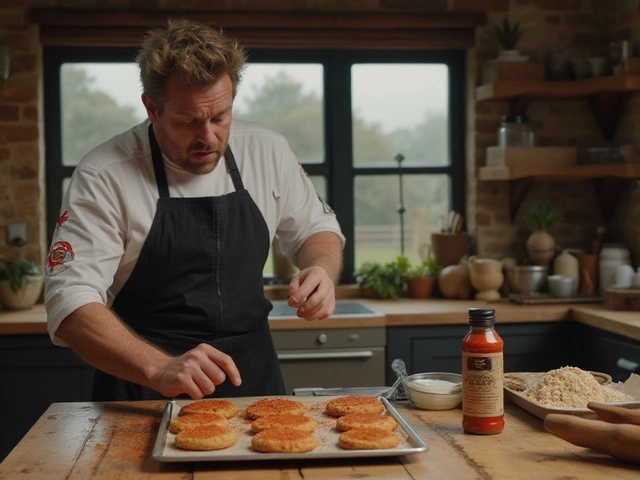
[403,372,462,410]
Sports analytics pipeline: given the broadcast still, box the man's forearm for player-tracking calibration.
[294,231,343,282]
[55,302,169,389]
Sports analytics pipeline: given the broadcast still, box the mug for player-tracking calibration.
[615,264,635,288]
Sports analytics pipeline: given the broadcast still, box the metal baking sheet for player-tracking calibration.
[152,395,428,462]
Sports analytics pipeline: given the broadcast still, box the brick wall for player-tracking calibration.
[1,0,638,269]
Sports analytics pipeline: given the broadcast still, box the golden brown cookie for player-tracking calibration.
[251,414,317,433]
[174,425,237,451]
[335,413,398,432]
[251,429,317,453]
[169,412,229,434]
[338,428,400,450]
[179,399,238,419]
[325,395,384,417]
[246,398,306,420]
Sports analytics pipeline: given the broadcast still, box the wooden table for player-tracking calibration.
[1,400,638,479]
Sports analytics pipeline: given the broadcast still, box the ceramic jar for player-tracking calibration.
[599,244,632,293]
[553,249,580,296]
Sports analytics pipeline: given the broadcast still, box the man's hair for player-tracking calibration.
[136,18,247,112]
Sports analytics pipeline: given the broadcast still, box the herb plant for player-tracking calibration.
[407,257,442,279]
[354,255,411,299]
[0,258,43,292]
[524,202,562,231]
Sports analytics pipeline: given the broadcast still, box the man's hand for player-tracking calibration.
[287,265,336,320]
[153,343,242,399]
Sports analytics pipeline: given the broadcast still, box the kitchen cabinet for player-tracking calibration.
[578,324,640,382]
[0,334,94,462]
[386,321,579,382]
[475,74,640,222]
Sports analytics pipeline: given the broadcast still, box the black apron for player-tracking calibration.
[91,124,285,401]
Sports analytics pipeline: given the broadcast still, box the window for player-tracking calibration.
[44,47,465,284]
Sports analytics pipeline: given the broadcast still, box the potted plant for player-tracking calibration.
[524,202,563,267]
[0,257,44,310]
[406,257,442,299]
[354,255,410,300]
[487,17,526,62]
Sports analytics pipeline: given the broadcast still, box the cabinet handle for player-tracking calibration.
[277,351,374,361]
[616,357,640,373]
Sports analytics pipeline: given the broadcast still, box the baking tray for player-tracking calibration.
[504,372,640,420]
[152,395,428,462]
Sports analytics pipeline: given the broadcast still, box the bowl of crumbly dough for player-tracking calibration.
[403,372,463,410]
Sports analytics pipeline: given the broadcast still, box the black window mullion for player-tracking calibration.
[326,54,355,284]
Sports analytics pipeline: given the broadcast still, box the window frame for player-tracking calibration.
[43,46,465,284]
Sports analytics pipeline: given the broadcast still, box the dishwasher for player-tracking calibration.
[269,301,387,394]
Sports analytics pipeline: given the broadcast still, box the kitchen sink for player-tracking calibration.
[268,300,385,319]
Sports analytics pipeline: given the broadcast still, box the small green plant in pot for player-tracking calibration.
[487,17,523,51]
[524,202,562,267]
[406,257,442,299]
[0,257,44,310]
[354,255,410,300]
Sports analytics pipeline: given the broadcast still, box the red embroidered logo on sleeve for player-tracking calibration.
[56,210,69,228]
[46,240,75,276]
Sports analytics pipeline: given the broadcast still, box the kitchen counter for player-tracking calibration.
[1,399,638,479]
[3,299,639,342]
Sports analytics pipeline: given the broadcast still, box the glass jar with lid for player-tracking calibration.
[497,114,536,147]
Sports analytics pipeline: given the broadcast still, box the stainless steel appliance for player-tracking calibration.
[269,301,387,394]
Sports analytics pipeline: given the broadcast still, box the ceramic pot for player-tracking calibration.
[553,249,580,296]
[526,230,556,266]
[431,232,469,268]
[438,260,473,300]
[468,257,504,301]
[0,276,44,310]
[406,277,437,299]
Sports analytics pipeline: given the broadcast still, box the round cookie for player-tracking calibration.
[179,399,238,419]
[338,428,400,450]
[251,414,317,433]
[169,412,229,434]
[251,429,317,453]
[246,398,306,420]
[325,395,384,417]
[336,413,397,432]
[174,425,237,451]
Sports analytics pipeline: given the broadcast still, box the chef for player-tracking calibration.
[44,18,344,401]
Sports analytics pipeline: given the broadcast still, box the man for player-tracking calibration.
[44,18,344,401]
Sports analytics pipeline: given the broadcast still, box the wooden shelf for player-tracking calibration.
[475,74,640,139]
[478,164,640,223]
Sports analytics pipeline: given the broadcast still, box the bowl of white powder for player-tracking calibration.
[403,372,462,410]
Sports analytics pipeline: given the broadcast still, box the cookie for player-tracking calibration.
[338,428,400,450]
[174,425,237,451]
[251,414,317,433]
[335,413,397,432]
[325,395,384,417]
[246,398,306,420]
[169,412,229,434]
[251,429,317,453]
[179,399,238,419]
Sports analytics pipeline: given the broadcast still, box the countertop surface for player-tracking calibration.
[2,299,639,342]
[1,399,638,479]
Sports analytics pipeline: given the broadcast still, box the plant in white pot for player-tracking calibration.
[0,257,44,310]
[487,17,526,62]
[524,202,562,267]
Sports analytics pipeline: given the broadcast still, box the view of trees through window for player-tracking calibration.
[55,57,455,281]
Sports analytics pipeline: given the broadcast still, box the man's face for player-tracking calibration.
[142,74,234,175]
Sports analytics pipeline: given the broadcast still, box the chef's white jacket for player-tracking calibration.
[45,120,344,345]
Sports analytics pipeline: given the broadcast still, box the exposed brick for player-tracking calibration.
[0,105,20,121]
[0,148,10,161]
[0,125,38,143]
[476,212,491,226]
[545,15,562,25]
[10,166,37,180]
[518,0,583,11]
[379,0,447,11]
[21,106,38,122]
[1,76,38,103]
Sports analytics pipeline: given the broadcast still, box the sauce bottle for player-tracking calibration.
[462,308,504,434]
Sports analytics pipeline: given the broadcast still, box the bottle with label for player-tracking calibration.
[462,307,504,435]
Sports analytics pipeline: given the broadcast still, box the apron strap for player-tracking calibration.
[148,124,170,198]
[224,146,245,191]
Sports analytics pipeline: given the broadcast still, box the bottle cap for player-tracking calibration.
[468,308,496,325]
